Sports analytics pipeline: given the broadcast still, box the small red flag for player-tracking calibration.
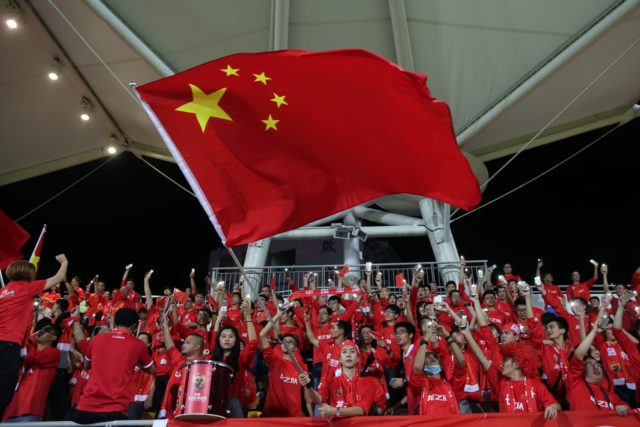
[172,288,188,304]
[337,265,350,278]
[395,273,405,287]
[269,274,276,289]
[0,210,30,269]
[137,49,480,246]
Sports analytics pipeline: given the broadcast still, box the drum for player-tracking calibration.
[175,360,234,420]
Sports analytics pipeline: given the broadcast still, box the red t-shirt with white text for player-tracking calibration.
[0,280,45,344]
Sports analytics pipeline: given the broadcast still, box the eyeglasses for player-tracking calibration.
[283,340,297,346]
[584,362,601,369]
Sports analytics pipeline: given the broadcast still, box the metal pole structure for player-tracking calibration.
[242,239,271,299]
[353,205,424,226]
[272,225,428,239]
[342,212,361,277]
[83,0,175,77]
[419,198,460,283]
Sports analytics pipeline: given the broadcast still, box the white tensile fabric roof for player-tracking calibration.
[1,0,639,187]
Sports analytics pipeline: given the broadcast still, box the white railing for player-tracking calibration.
[211,261,488,296]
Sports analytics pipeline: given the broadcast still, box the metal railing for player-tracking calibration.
[211,261,488,297]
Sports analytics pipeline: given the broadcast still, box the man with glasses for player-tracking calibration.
[259,309,307,417]
[568,315,629,416]
[388,322,417,414]
[2,324,60,422]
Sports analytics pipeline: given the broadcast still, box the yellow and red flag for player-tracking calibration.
[29,224,46,271]
[137,49,480,246]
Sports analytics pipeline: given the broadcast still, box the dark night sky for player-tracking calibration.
[1,117,638,291]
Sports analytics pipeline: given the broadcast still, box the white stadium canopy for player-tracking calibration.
[1,0,639,187]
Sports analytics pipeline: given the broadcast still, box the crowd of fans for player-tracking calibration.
[1,255,640,423]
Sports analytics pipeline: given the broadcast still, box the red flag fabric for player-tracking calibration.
[337,265,350,278]
[395,273,405,287]
[269,274,276,289]
[137,49,480,246]
[172,288,188,304]
[0,210,30,269]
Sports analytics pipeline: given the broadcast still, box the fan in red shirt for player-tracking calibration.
[300,340,377,417]
[157,317,205,419]
[258,310,307,417]
[409,323,466,416]
[481,291,507,328]
[209,301,258,418]
[0,255,68,418]
[357,325,391,413]
[462,327,561,419]
[112,264,141,309]
[522,289,571,404]
[566,261,599,301]
[3,324,60,422]
[567,315,630,416]
[68,307,155,424]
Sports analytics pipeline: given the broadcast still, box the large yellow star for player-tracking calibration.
[220,65,239,77]
[270,93,288,108]
[253,72,271,85]
[175,84,232,132]
[261,114,279,131]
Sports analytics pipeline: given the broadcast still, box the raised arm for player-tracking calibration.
[259,310,282,349]
[143,270,154,309]
[574,319,601,360]
[601,264,610,294]
[304,310,319,348]
[242,301,257,341]
[161,317,176,350]
[460,327,491,371]
[413,338,429,374]
[613,293,628,330]
[536,259,543,280]
[44,254,69,291]
[121,263,133,284]
[189,268,197,294]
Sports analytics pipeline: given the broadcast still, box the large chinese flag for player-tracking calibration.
[0,210,30,269]
[137,49,480,246]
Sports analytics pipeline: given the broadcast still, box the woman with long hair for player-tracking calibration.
[210,301,257,418]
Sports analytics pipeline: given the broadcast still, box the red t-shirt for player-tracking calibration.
[0,280,45,344]
[262,346,305,417]
[567,357,625,411]
[3,345,60,419]
[76,328,153,413]
[483,306,507,327]
[485,363,557,413]
[318,371,376,415]
[311,323,332,364]
[566,278,596,301]
[409,372,461,416]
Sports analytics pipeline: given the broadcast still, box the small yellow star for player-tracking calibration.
[261,114,279,131]
[270,93,288,108]
[253,72,271,85]
[220,65,239,76]
[175,84,232,132]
